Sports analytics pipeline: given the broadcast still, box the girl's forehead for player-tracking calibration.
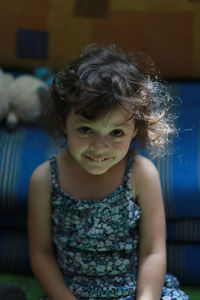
[70,106,133,127]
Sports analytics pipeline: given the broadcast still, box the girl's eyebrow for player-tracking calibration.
[112,117,133,127]
[75,115,131,127]
[75,116,91,123]
[112,121,130,128]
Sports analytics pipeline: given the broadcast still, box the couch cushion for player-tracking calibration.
[153,82,200,219]
[0,229,31,274]
[167,242,200,286]
[0,124,60,214]
[167,219,200,242]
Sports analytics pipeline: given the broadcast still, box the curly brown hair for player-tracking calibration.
[42,44,176,157]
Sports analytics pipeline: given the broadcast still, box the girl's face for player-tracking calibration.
[64,106,137,175]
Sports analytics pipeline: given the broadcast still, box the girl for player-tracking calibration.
[28,44,189,300]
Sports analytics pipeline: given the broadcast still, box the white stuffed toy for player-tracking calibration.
[0,68,49,130]
[0,68,13,122]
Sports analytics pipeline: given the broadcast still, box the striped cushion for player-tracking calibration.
[0,124,61,216]
[0,229,31,274]
[167,242,200,286]
[167,219,200,242]
[153,82,200,219]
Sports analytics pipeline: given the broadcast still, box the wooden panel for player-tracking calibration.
[74,0,109,18]
[0,0,50,49]
[92,11,194,78]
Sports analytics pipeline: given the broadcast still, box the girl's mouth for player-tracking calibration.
[84,155,110,162]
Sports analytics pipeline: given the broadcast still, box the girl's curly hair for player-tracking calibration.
[42,43,176,158]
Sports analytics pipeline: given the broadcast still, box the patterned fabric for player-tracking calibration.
[40,155,189,300]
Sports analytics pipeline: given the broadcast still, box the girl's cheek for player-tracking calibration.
[68,136,89,150]
[112,138,131,148]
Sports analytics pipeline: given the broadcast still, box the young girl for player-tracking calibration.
[28,44,189,300]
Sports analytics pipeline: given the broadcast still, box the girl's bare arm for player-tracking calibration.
[28,162,77,300]
[132,156,167,300]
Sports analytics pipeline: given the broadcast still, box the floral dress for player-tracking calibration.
[40,155,189,300]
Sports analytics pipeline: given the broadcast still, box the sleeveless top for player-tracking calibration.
[49,154,141,299]
[48,155,189,300]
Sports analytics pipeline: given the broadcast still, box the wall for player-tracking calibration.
[0,0,200,78]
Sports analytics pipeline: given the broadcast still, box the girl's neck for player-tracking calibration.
[65,149,128,180]
[57,150,129,200]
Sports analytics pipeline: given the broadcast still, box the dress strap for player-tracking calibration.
[124,153,135,183]
[49,155,59,189]
[49,154,135,192]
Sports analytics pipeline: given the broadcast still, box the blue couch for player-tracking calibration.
[0,81,199,297]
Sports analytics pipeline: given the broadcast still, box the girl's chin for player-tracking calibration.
[82,162,110,175]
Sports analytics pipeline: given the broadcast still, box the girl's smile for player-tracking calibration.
[83,154,111,162]
[64,106,137,175]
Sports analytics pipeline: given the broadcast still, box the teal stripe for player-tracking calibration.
[160,150,177,219]
[166,150,174,218]
[198,124,200,194]
[1,234,10,270]
[0,134,10,209]
[0,131,25,210]
[170,147,177,218]
[6,132,19,209]
[2,134,15,209]
[11,232,19,271]
[11,130,25,209]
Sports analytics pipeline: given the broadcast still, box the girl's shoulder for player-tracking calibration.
[132,154,158,173]
[131,154,160,197]
[29,160,51,190]
[28,161,52,216]
[30,151,70,192]
[30,150,65,185]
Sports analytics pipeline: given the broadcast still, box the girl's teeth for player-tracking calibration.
[92,157,105,162]
[86,155,108,162]
[86,155,107,162]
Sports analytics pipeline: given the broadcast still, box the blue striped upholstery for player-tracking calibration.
[0,214,26,230]
[0,125,61,274]
[153,82,200,219]
[0,230,30,274]
[167,219,200,242]
[167,243,200,286]
[0,125,60,216]
[0,82,199,285]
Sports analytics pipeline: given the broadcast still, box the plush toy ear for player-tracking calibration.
[6,111,19,130]
[0,283,27,300]
[0,69,13,122]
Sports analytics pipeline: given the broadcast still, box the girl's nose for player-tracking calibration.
[90,136,109,151]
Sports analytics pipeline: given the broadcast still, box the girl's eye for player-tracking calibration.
[111,129,124,137]
[78,126,93,135]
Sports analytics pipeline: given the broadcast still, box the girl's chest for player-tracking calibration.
[58,157,128,201]
[60,172,124,201]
